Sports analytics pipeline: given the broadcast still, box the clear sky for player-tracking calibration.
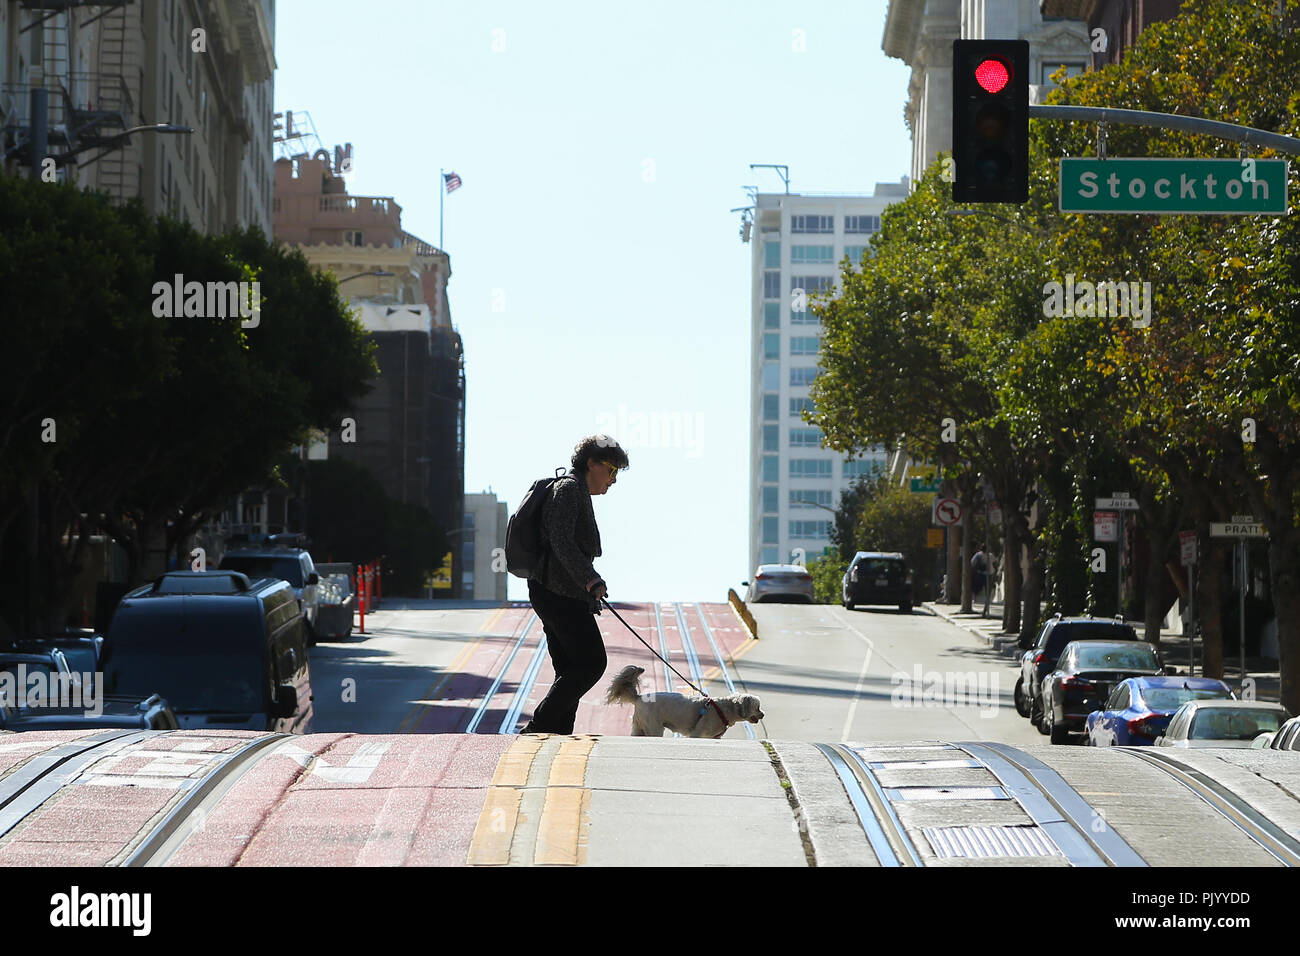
[273,0,913,602]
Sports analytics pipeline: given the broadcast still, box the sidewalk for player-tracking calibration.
[923,600,1281,702]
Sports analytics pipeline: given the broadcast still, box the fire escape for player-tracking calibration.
[2,2,140,200]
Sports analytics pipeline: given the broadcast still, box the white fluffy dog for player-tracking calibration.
[605,665,764,738]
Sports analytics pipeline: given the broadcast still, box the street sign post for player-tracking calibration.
[1060,158,1289,215]
[1210,517,1268,692]
[1179,530,1197,676]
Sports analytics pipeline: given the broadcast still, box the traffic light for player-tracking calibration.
[951,39,1029,203]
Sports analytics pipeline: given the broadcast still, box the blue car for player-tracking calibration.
[1085,676,1234,746]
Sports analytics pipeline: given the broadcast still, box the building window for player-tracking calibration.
[763,271,781,299]
[790,397,814,418]
[762,517,779,544]
[790,367,818,387]
[762,455,779,483]
[790,309,819,326]
[764,241,781,268]
[464,513,476,528]
[843,245,868,263]
[763,362,780,390]
[763,393,779,421]
[463,571,475,589]
[763,424,779,452]
[791,275,833,293]
[764,332,781,360]
[1042,62,1086,87]
[789,427,823,448]
[790,336,820,356]
[760,546,779,565]
[764,302,780,329]
[791,245,835,264]
[791,489,832,509]
[845,215,880,234]
[789,520,832,538]
[762,486,778,514]
[343,230,363,246]
[790,459,832,479]
[844,457,885,478]
[791,215,833,234]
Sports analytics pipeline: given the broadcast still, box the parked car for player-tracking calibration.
[0,649,77,707]
[102,570,314,734]
[1016,615,1141,725]
[3,630,103,691]
[314,562,355,640]
[218,542,321,643]
[1154,699,1291,749]
[744,564,815,603]
[1084,676,1235,747]
[1040,640,1166,743]
[1,693,178,731]
[841,551,913,612]
[1255,714,1300,751]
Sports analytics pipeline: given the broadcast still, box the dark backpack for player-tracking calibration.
[504,468,568,579]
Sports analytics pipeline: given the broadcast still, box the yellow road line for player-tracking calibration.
[535,736,596,866]
[466,735,547,866]
[697,637,761,690]
[480,606,507,632]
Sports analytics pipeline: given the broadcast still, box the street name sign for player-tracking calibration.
[1060,158,1289,215]
[1210,522,1267,537]
[1095,497,1139,511]
[910,477,942,494]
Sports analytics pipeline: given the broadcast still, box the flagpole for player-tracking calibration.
[439,167,444,249]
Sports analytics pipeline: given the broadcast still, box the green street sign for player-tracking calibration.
[909,478,941,494]
[1059,158,1289,215]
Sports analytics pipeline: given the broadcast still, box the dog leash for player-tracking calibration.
[601,597,707,697]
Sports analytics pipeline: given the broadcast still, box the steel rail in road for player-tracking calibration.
[651,603,674,693]
[0,730,152,841]
[958,742,1147,867]
[464,613,538,734]
[121,732,289,867]
[497,629,549,734]
[816,743,923,866]
[1118,748,1300,867]
[685,603,757,740]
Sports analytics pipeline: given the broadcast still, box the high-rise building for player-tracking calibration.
[463,492,508,602]
[747,183,909,574]
[0,0,276,234]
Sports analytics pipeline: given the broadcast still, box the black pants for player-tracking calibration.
[521,579,607,734]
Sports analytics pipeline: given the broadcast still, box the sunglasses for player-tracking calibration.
[598,460,620,478]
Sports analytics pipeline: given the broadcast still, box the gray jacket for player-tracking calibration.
[536,472,603,610]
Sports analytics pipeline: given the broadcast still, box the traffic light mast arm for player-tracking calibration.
[1029,105,1300,157]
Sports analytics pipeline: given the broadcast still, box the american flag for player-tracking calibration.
[444,171,462,193]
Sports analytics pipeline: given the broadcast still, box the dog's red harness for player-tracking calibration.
[702,698,730,739]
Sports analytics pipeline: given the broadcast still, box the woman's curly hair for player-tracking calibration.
[571,434,630,474]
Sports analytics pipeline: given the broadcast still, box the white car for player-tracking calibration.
[744,564,814,603]
[1155,699,1290,749]
[1253,715,1300,751]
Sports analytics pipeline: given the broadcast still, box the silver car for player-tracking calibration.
[744,564,815,603]
[1155,699,1290,749]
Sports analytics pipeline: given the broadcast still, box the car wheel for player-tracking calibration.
[844,597,855,611]
[1031,697,1048,735]
[1014,678,1030,717]
[1049,710,1070,745]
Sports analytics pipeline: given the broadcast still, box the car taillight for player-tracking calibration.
[850,567,858,583]
[755,572,769,580]
[1060,675,1093,689]
[1128,717,1159,738]
[1033,652,1046,665]
[905,571,913,584]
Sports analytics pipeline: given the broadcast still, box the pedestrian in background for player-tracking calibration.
[519,435,630,735]
[972,545,989,598]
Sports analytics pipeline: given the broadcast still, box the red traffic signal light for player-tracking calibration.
[974,57,1011,94]
[952,40,1029,203]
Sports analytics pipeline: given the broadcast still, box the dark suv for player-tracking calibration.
[219,542,321,643]
[842,552,913,613]
[1016,615,1140,728]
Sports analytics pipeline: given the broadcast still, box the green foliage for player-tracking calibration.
[805,551,846,604]
[855,484,935,579]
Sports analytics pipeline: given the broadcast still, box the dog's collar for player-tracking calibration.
[702,698,729,739]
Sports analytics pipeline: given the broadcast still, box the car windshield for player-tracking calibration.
[1189,709,1285,740]
[1075,645,1158,670]
[1142,687,1230,710]
[1044,623,1135,657]
[857,559,904,575]
[220,555,303,587]
[104,649,264,713]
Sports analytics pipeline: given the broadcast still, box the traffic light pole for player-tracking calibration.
[1029,105,1300,157]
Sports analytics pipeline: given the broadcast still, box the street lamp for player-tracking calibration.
[338,270,395,284]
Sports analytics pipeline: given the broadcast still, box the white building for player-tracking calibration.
[747,183,909,574]
[882,0,1091,187]
[463,491,508,602]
